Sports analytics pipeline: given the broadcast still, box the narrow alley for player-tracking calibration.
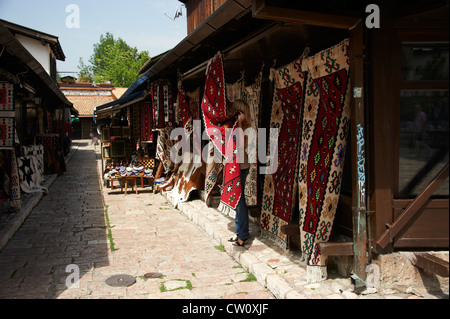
[0,141,274,299]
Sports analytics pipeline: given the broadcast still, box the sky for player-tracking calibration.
[0,0,187,75]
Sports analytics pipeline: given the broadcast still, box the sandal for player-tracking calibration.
[228,234,238,242]
[233,238,248,246]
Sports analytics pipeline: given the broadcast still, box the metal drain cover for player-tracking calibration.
[144,272,163,279]
[105,274,136,287]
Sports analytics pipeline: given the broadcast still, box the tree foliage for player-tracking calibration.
[78,32,149,87]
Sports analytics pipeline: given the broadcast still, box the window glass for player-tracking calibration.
[398,90,449,198]
[401,44,449,81]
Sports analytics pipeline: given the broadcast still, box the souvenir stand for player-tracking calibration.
[100,105,158,195]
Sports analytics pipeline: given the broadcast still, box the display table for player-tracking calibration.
[106,176,138,195]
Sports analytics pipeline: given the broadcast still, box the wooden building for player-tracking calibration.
[99,0,449,283]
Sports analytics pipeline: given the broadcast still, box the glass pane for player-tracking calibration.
[399,90,449,198]
[401,43,449,81]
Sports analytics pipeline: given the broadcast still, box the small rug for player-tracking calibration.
[201,52,241,210]
[152,80,175,128]
[260,54,306,249]
[298,39,351,280]
[17,155,48,194]
[139,101,153,142]
[177,79,193,139]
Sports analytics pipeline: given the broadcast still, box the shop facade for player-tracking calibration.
[95,0,449,284]
[0,20,75,212]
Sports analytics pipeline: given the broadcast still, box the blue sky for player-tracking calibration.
[0,0,187,75]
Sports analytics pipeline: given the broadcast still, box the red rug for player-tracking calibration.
[152,80,175,128]
[298,39,351,279]
[139,101,153,142]
[201,52,241,210]
[260,54,306,249]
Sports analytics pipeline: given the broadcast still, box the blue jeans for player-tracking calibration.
[234,168,250,240]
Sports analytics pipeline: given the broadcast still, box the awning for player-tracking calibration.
[94,89,146,120]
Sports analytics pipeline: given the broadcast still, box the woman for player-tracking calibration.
[227,99,251,247]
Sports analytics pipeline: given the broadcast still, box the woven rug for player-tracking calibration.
[139,101,153,142]
[152,80,175,128]
[201,52,241,210]
[298,39,351,281]
[224,71,262,207]
[260,54,306,249]
[0,150,21,210]
[177,79,193,139]
[156,128,174,174]
[17,155,48,194]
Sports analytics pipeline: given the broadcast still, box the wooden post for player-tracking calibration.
[350,21,369,288]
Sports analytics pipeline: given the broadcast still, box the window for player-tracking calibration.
[398,43,449,199]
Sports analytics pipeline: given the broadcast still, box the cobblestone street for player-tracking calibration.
[0,141,273,299]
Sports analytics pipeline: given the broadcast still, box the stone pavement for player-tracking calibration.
[0,140,447,300]
[0,140,273,299]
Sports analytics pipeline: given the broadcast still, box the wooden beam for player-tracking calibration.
[318,242,354,256]
[350,21,369,289]
[413,253,449,278]
[376,163,449,249]
[280,224,299,236]
[252,0,360,30]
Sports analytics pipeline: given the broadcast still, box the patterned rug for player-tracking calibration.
[17,155,48,194]
[177,79,193,139]
[156,128,174,174]
[298,39,351,281]
[201,52,241,210]
[260,54,306,249]
[152,80,175,129]
[139,101,153,142]
[224,71,263,207]
[0,82,15,150]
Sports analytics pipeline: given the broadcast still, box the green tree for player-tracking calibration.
[78,32,150,87]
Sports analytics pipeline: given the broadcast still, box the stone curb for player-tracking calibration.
[164,193,297,299]
[0,144,79,252]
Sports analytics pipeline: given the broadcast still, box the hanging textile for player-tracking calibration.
[152,80,175,129]
[0,150,21,210]
[156,128,174,173]
[201,52,241,211]
[0,82,16,150]
[166,153,205,208]
[241,71,262,207]
[260,54,306,249]
[177,78,193,139]
[17,155,48,194]
[298,39,351,282]
[139,101,153,142]
[225,71,263,207]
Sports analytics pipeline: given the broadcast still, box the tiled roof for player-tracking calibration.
[65,95,114,117]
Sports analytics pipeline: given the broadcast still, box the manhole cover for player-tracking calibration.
[105,274,136,287]
[144,272,163,279]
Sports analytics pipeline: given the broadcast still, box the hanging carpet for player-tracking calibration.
[17,155,48,194]
[139,101,153,142]
[260,54,306,249]
[298,39,351,282]
[156,128,174,174]
[152,80,175,129]
[201,52,242,210]
[166,152,205,208]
